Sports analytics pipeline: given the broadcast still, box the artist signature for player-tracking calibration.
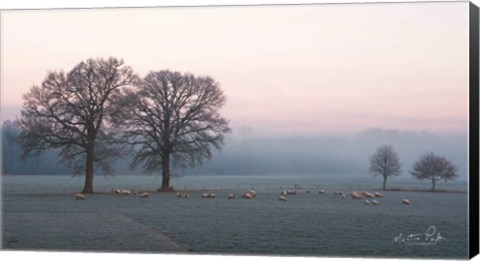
[393,226,446,246]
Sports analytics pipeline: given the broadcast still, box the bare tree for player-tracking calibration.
[369,145,402,190]
[16,57,138,193]
[410,152,458,191]
[114,70,231,191]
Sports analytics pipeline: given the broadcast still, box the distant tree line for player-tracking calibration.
[369,145,458,191]
[2,120,69,175]
[1,120,136,176]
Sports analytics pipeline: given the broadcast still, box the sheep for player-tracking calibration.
[281,190,288,195]
[175,192,189,198]
[278,195,287,202]
[202,193,215,199]
[240,190,257,199]
[112,189,133,195]
[228,193,235,199]
[318,189,325,194]
[402,198,410,205]
[351,191,362,199]
[113,189,133,196]
[374,192,384,198]
[340,194,346,199]
[364,200,371,205]
[140,192,149,198]
[286,190,296,195]
[241,192,254,199]
[364,192,375,198]
[372,199,379,205]
[75,193,85,200]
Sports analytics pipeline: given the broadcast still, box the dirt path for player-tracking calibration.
[2,212,189,253]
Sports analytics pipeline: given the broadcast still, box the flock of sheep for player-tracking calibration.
[74,188,411,205]
[75,189,149,200]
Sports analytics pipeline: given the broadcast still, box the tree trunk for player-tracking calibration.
[431,179,436,191]
[159,153,171,192]
[82,142,95,194]
[382,176,387,190]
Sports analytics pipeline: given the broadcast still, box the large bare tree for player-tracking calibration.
[369,145,402,190]
[16,57,138,193]
[410,152,458,191]
[114,70,231,191]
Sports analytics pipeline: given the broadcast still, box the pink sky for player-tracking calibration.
[1,2,469,136]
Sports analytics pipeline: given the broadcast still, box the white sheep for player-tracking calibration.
[402,198,410,205]
[351,191,362,199]
[286,190,296,195]
[241,192,254,199]
[278,195,287,202]
[177,192,189,198]
[202,193,215,198]
[121,189,132,196]
[75,193,85,200]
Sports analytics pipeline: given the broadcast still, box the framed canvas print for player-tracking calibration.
[0,0,479,260]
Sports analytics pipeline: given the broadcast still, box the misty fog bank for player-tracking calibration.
[184,128,468,179]
[2,124,468,180]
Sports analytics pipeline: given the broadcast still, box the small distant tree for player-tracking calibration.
[410,152,458,191]
[114,70,231,191]
[16,57,138,193]
[369,145,402,190]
